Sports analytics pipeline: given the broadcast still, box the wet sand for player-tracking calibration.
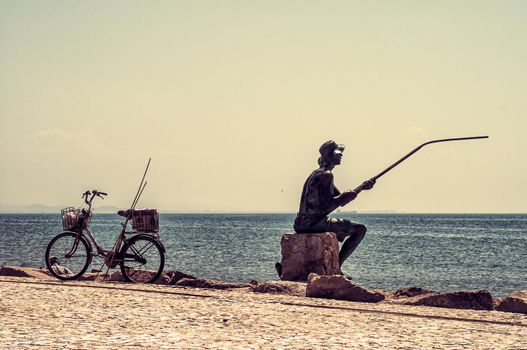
[0,276,525,349]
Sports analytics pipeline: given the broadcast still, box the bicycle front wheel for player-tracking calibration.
[119,235,165,283]
[45,232,92,280]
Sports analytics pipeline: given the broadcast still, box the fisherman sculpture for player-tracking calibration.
[293,140,375,267]
[274,136,487,277]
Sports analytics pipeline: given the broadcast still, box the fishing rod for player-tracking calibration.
[130,158,151,211]
[108,158,152,266]
[353,136,489,192]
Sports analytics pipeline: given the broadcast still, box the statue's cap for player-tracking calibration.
[319,140,345,157]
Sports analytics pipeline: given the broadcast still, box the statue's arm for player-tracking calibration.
[334,190,358,209]
[318,173,357,213]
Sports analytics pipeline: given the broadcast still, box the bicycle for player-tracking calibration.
[45,189,165,283]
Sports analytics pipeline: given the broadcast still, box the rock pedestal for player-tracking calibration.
[279,232,341,281]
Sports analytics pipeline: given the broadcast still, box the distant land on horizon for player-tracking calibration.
[0,204,120,214]
[0,204,524,215]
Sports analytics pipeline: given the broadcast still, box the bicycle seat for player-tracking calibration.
[117,209,132,218]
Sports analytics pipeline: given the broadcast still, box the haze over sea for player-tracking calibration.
[0,213,525,297]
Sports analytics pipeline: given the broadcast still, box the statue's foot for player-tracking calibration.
[275,262,283,278]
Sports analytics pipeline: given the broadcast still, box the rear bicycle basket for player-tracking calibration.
[131,209,159,233]
[61,207,82,230]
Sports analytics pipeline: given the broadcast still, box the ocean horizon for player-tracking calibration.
[1,207,526,214]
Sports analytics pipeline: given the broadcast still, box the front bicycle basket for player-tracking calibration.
[61,207,82,230]
[131,209,159,233]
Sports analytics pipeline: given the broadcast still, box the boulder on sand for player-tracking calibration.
[306,273,385,302]
[495,291,527,314]
[279,232,341,281]
[175,278,252,290]
[393,287,433,298]
[0,265,52,280]
[107,270,171,284]
[167,270,197,285]
[251,280,306,297]
[388,289,494,311]
[75,272,109,281]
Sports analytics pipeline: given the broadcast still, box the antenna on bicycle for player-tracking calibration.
[129,158,151,211]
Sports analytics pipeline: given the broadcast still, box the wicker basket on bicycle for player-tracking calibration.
[131,209,159,233]
[61,207,83,230]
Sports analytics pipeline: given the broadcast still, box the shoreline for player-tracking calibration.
[1,276,525,349]
[1,264,525,300]
[0,262,521,299]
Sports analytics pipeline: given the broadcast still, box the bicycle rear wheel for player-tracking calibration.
[45,232,92,280]
[119,235,165,283]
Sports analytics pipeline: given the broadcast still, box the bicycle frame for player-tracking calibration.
[82,226,119,256]
[75,190,159,268]
[73,224,158,273]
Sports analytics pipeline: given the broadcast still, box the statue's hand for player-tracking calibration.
[361,178,376,191]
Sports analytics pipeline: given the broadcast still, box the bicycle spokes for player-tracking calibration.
[45,232,92,280]
[124,242,154,266]
[119,235,164,283]
[65,239,80,258]
[131,240,155,257]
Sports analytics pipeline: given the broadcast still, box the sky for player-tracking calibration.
[0,1,526,213]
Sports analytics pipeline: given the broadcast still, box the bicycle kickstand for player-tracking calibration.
[94,260,110,282]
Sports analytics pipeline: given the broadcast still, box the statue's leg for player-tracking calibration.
[275,262,283,278]
[337,222,367,266]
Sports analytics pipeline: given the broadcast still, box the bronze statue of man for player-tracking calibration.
[294,140,375,267]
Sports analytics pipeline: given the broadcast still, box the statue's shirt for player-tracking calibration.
[294,168,342,229]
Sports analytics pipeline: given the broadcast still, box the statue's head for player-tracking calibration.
[318,140,345,168]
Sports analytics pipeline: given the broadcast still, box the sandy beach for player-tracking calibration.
[0,276,525,349]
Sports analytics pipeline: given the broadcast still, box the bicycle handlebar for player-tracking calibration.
[82,190,108,206]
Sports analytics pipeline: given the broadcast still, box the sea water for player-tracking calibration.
[0,213,525,297]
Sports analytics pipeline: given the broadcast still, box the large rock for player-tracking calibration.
[0,265,111,282]
[251,280,306,297]
[306,273,385,302]
[175,278,252,290]
[495,291,527,314]
[279,232,341,281]
[393,287,433,298]
[0,265,53,280]
[107,270,171,284]
[167,270,197,285]
[389,289,494,310]
[76,272,110,281]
